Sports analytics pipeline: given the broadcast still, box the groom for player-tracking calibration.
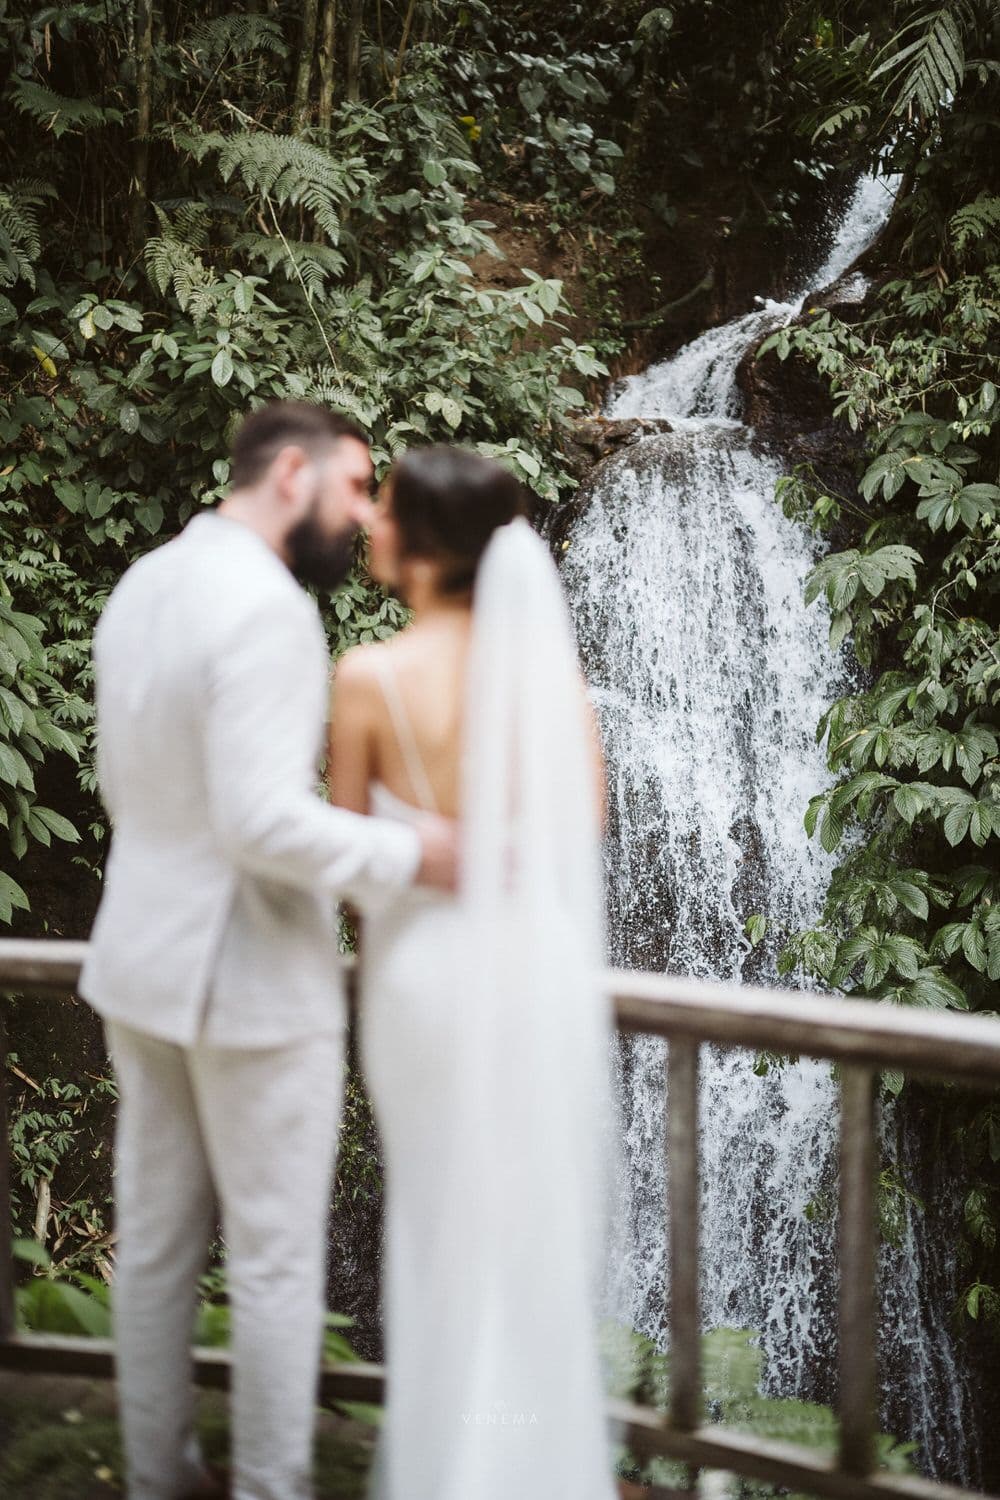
[80,401,455,1500]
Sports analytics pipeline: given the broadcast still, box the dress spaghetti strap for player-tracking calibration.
[373,654,439,815]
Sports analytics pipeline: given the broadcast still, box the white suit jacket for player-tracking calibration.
[80,511,419,1047]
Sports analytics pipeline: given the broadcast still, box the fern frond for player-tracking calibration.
[6,178,58,204]
[231,233,347,297]
[183,14,288,63]
[145,203,220,315]
[9,77,122,138]
[165,126,224,163]
[382,424,412,458]
[295,366,381,426]
[869,4,974,119]
[950,194,1000,253]
[212,132,370,243]
[810,102,871,142]
[145,235,216,310]
[0,180,54,289]
[324,283,389,360]
[185,277,226,325]
[154,200,211,248]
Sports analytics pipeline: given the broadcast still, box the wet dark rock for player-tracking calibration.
[562,415,673,476]
[809,270,872,314]
[736,314,866,508]
[733,247,884,505]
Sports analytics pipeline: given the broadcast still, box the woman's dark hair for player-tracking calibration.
[389,446,528,594]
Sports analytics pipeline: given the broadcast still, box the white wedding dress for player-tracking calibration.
[359,520,619,1500]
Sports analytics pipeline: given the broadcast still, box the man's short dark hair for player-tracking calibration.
[230,402,368,489]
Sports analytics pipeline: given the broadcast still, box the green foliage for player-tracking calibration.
[0,596,82,897]
[868,5,970,119]
[12,1236,370,1420]
[0,181,53,290]
[439,3,634,209]
[192,1269,362,1369]
[8,78,123,139]
[798,2,1000,146]
[332,1058,386,1211]
[192,128,363,241]
[0,2,622,927]
[950,192,1000,254]
[604,1324,917,1488]
[12,1239,363,1355]
[758,0,1000,1325]
[764,252,1000,1014]
[6,1057,117,1275]
[0,0,858,937]
[12,1237,112,1337]
[184,13,288,64]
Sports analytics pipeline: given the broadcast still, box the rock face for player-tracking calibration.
[562,415,674,476]
[735,296,868,505]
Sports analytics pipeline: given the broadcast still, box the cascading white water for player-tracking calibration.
[563,176,978,1481]
[609,173,894,428]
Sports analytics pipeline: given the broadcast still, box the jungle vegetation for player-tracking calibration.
[753,0,1000,1333]
[0,0,847,1274]
[0,0,997,1397]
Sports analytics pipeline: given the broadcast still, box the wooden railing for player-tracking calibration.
[3,938,1000,1500]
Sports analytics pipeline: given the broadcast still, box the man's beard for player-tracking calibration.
[286,505,357,591]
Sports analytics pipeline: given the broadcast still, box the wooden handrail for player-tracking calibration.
[2,940,1000,1080]
[2,938,999,1500]
[609,968,1000,1087]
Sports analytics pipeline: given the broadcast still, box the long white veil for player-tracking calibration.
[432,516,618,1498]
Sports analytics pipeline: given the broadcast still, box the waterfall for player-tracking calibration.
[562,175,978,1482]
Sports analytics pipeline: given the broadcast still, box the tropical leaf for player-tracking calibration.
[9,78,123,139]
[950,194,1000,253]
[202,130,369,244]
[805,546,921,611]
[869,5,968,119]
[183,14,288,63]
[232,234,347,296]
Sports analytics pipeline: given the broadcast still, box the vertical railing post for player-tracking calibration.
[667,1037,701,1432]
[838,1063,878,1476]
[0,995,15,1340]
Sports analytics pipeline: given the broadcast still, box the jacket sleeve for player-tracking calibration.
[203,593,421,903]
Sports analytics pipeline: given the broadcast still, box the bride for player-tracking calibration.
[327,445,618,1500]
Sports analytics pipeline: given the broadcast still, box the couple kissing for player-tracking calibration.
[82,400,618,1500]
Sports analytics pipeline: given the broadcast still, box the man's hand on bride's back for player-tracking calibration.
[413,815,459,892]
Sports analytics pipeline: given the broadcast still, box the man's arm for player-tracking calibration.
[204,597,423,901]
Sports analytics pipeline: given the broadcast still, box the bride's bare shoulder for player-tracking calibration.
[335,633,412,681]
[331,640,386,705]
[333,634,416,702]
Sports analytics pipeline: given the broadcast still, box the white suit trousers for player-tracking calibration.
[106,1022,345,1500]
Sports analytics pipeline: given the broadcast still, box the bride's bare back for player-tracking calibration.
[328,611,472,819]
[328,606,605,828]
